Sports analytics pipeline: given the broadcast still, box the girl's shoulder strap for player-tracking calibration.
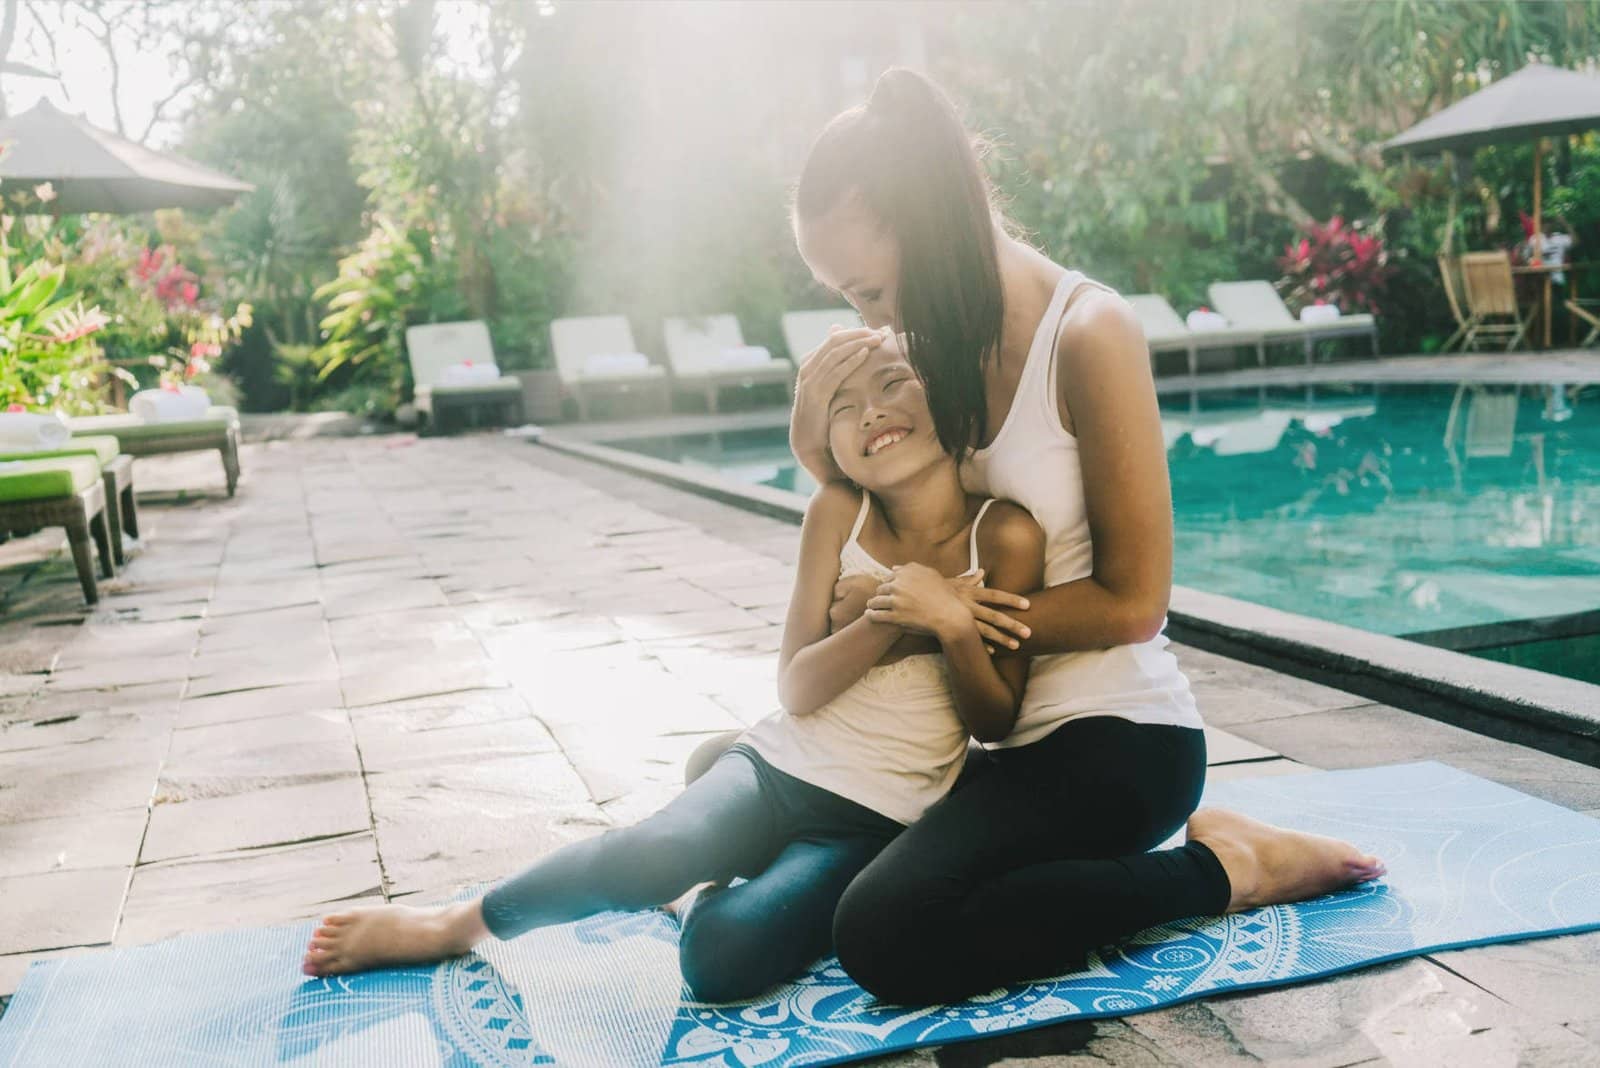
[847,490,872,545]
[967,497,999,573]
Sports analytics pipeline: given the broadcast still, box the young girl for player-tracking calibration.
[301,339,1047,1002]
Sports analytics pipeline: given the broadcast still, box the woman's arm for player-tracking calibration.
[778,482,903,716]
[941,505,1044,741]
[1004,291,1175,654]
[865,504,1045,742]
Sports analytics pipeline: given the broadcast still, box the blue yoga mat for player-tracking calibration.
[3,761,1598,1066]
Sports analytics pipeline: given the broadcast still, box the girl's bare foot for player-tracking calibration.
[301,900,490,977]
[1186,807,1386,914]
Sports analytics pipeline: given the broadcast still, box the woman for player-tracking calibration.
[752,68,1382,1005]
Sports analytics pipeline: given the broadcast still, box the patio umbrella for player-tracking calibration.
[0,98,252,214]
[1383,62,1600,239]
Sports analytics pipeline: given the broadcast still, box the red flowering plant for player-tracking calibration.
[1277,216,1392,316]
[55,219,252,403]
[119,241,251,391]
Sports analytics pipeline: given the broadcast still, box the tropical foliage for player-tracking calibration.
[7,0,1600,415]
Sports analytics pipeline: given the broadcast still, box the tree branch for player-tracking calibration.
[1299,123,1384,174]
[0,0,21,117]
[1219,124,1313,229]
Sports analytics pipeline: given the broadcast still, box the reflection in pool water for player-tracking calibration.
[611,382,1600,684]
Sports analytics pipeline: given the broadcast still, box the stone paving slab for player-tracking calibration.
[0,809,148,878]
[141,777,371,863]
[0,867,127,955]
[117,834,384,946]
[0,431,1597,1065]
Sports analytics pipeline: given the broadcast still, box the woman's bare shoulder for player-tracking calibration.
[1055,287,1146,374]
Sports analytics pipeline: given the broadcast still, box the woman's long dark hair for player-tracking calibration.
[794,68,1003,455]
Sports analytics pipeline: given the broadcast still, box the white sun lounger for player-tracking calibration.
[1125,294,1266,376]
[404,321,524,434]
[662,315,794,412]
[549,316,670,421]
[781,308,860,364]
[1206,281,1378,365]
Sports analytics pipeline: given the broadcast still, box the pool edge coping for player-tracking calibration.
[537,430,1600,767]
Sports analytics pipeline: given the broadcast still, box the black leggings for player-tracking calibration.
[832,715,1229,1004]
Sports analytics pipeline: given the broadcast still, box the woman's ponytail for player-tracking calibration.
[795,69,1003,456]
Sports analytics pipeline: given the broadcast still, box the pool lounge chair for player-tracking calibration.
[0,435,136,565]
[549,316,670,421]
[1125,294,1266,376]
[781,308,860,364]
[405,321,525,434]
[1206,281,1379,364]
[67,406,241,497]
[0,455,117,604]
[662,315,794,413]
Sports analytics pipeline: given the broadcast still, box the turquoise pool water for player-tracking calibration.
[610,382,1600,684]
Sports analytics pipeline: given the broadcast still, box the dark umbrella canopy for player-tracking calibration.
[1384,63,1600,156]
[0,98,252,214]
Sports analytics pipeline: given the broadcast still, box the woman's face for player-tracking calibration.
[795,194,901,330]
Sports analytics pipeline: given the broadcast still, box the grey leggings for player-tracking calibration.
[480,744,900,1002]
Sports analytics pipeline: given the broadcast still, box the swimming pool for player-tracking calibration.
[609,382,1600,684]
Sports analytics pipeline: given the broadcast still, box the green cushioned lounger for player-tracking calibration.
[0,436,138,564]
[65,407,241,496]
[0,456,118,603]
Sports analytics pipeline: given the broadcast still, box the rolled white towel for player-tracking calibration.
[1185,309,1231,332]
[130,385,210,423]
[715,346,774,370]
[581,352,650,377]
[439,361,501,385]
[1299,303,1342,324]
[0,411,69,449]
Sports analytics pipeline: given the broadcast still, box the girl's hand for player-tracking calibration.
[829,573,879,632]
[865,563,974,643]
[948,572,1032,651]
[790,325,890,480]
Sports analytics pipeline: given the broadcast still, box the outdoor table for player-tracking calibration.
[1512,261,1587,349]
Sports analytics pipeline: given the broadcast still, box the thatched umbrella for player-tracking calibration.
[1384,62,1600,239]
[0,98,252,214]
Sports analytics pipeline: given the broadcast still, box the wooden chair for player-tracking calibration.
[1459,252,1534,352]
[1436,254,1470,353]
[1566,298,1600,348]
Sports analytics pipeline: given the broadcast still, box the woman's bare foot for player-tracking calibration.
[301,900,490,977]
[1187,807,1386,914]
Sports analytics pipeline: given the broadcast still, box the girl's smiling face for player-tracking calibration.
[827,339,945,491]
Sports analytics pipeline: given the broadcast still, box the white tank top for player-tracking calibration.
[742,492,997,824]
[959,271,1203,746]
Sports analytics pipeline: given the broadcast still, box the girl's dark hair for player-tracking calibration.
[794,68,1003,455]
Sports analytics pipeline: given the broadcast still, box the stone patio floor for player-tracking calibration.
[1,427,1598,1066]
